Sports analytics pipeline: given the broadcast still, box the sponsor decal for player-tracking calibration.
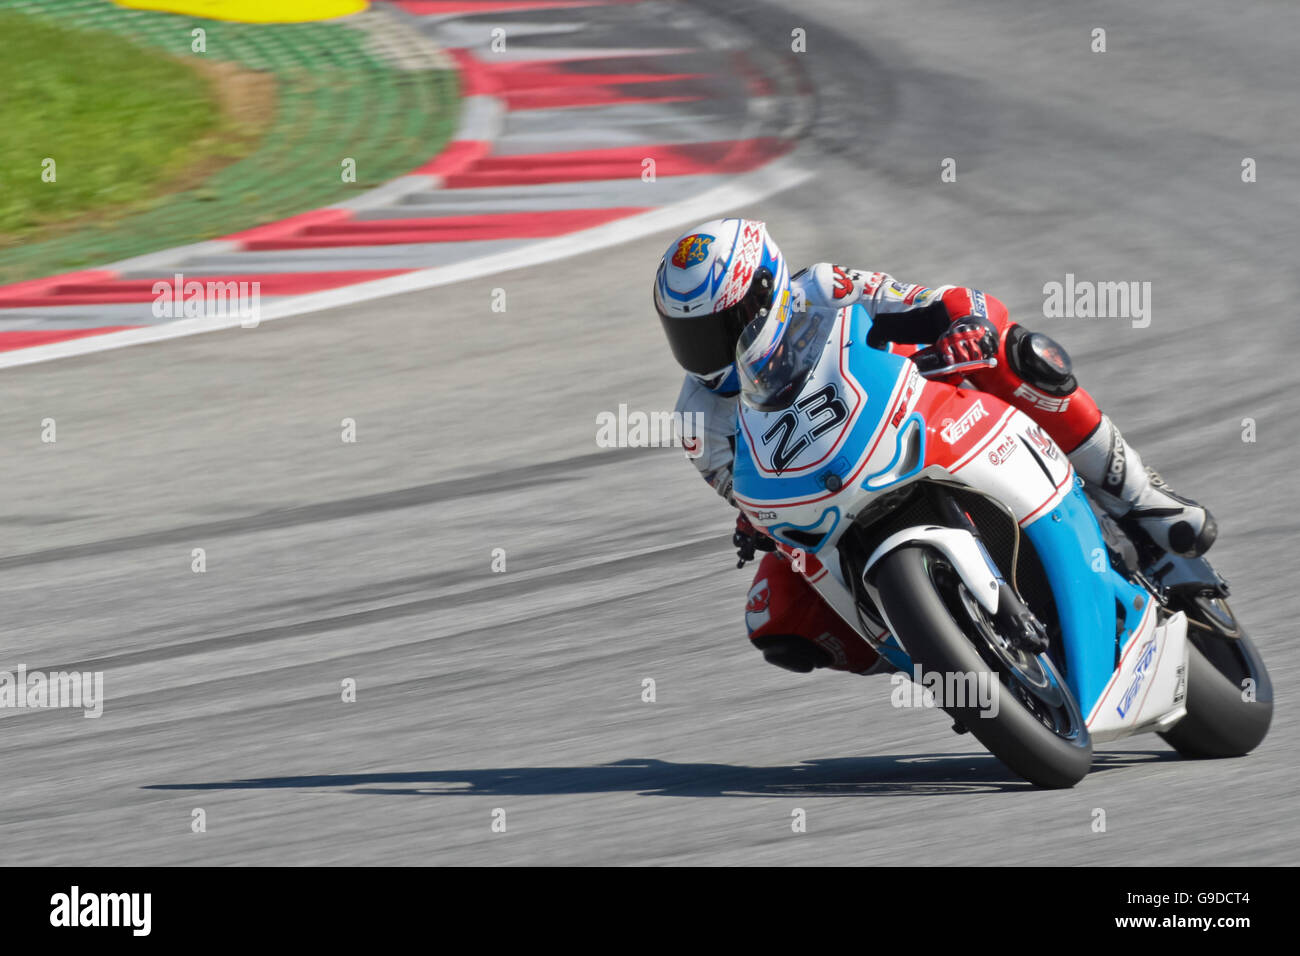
[1105,429,1127,492]
[903,285,930,305]
[988,435,1018,465]
[831,265,854,299]
[1117,636,1159,719]
[971,289,988,318]
[753,510,778,521]
[745,580,772,632]
[811,631,849,668]
[1014,382,1071,413]
[889,369,918,428]
[671,233,714,269]
[1026,423,1060,461]
[710,471,734,500]
[939,399,989,443]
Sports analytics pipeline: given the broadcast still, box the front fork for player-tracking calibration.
[926,484,1050,654]
[859,484,1049,657]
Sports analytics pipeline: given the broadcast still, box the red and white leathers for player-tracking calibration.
[676,263,1215,675]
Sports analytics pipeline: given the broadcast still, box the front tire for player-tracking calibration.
[874,546,1093,789]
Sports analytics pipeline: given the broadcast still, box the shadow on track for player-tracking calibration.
[145,751,1176,798]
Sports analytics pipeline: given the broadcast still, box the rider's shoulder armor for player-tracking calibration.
[794,263,887,312]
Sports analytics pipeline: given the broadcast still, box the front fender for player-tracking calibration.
[863,525,1004,616]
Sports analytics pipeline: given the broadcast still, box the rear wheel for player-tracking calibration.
[874,545,1092,789]
[1158,594,1272,758]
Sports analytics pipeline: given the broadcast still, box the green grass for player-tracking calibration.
[0,0,460,284]
[0,10,222,235]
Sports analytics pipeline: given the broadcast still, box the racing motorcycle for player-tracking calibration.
[730,302,1272,788]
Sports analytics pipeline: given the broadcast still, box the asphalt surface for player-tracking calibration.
[2,0,1298,865]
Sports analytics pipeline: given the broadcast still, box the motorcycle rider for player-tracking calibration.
[653,218,1216,676]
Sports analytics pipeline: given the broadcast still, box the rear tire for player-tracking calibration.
[874,546,1092,789]
[1159,596,1272,758]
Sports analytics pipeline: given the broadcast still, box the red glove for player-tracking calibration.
[935,314,1000,366]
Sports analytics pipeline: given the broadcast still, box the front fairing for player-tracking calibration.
[730,303,1169,732]
[731,304,920,557]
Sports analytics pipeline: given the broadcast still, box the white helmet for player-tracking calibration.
[653,218,792,380]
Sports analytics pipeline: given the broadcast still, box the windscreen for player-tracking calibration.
[736,299,837,412]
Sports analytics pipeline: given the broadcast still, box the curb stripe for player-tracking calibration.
[0,271,413,308]
[443,138,792,187]
[0,327,141,351]
[0,155,813,368]
[240,206,650,249]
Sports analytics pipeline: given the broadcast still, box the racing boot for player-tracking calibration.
[1068,414,1216,557]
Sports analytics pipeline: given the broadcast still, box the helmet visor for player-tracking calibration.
[656,267,776,376]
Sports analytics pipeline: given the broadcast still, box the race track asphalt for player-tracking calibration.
[0,0,1296,865]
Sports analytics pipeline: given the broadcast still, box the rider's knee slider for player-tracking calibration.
[1007,326,1078,397]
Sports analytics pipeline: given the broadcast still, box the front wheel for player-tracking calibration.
[874,546,1093,789]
